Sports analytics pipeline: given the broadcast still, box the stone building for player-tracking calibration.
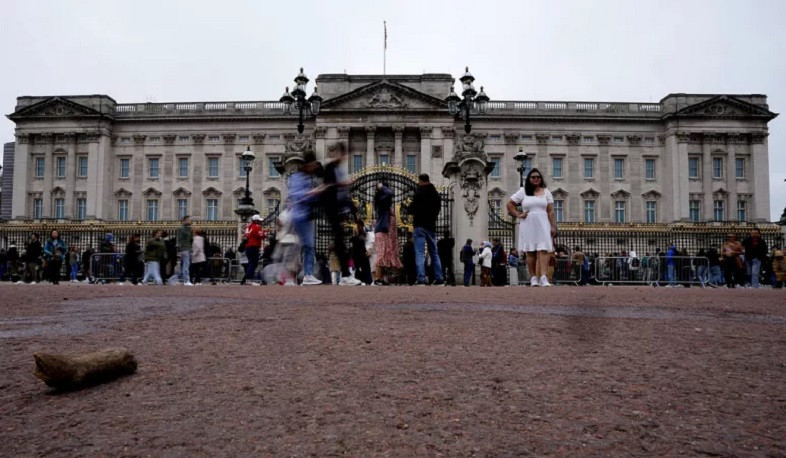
[5,71,777,250]
[0,142,14,221]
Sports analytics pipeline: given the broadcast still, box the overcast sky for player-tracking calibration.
[1,0,784,220]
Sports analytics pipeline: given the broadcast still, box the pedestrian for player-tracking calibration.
[43,230,67,285]
[721,233,745,288]
[288,151,323,286]
[322,143,362,286]
[23,234,43,284]
[479,241,492,286]
[460,238,475,287]
[272,202,301,286]
[572,246,586,285]
[81,245,94,283]
[350,222,373,285]
[696,248,709,285]
[437,234,456,286]
[175,215,194,285]
[241,215,268,285]
[506,168,557,287]
[191,228,207,285]
[328,242,341,285]
[741,228,768,288]
[402,234,416,285]
[508,247,519,286]
[707,244,723,287]
[491,238,507,286]
[120,234,142,285]
[7,242,20,279]
[141,230,167,285]
[665,244,679,287]
[772,248,785,288]
[68,246,80,282]
[373,180,402,285]
[409,174,444,286]
[0,248,7,281]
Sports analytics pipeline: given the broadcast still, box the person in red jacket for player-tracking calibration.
[241,214,268,285]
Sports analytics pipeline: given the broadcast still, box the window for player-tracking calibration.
[76,198,87,220]
[267,198,280,212]
[405,155,417,174]
[55,157,66,178]
[206,199,219,221]
[120,158,130,178]
[614,201,626,223]
[54,198,65,219]
[352,155,363,174]
[712,158,723,179]
[584,200,596,223]
[77,156,88,177]
[177,158,189,178]
[613,158,624,179]
[583,158,594,178]
[713,200,725,221]
[268,157,280,178]
[489,156,501,178]
[520,135,533,141]
[737,200,746,221]
[551,135,562,141]
[582,136,595,143]
[689,200,701,222]
[33,199,43,219]
[149,136,161,142]
[177,199,188,220]
[552,158,563,178]
[146,200,159,221]
[613,136,625,143]
[118,200,129,221]
[35,157,45,178]
[490,199,501,216]
[238,157,248,177]
[735,158,745,179]
[208,158,219,178]
[239,135,249,142]
[643,137,655,144]
[208,135,220,142]
[688,157,700,179]
[120,137,131,144]
[148,157,160,178]
[378,154,390,166]
[178,136,190,142]
[645,201,657,223]
[645,159,656,180]
[519,156,532,178]
[554,200,564,222]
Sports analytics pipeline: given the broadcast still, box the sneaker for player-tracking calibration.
[30,281,37,285]
[433,280,445,286]
[184,282,194,286]
[302,275,322,286]
[284,280,296,286]
[339,276,362,286]
[415,281,427,286]
[539,276,551,287]
[15,281,23,285]
[530,276,539,287]
[117,282,124,286]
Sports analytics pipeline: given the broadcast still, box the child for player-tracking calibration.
[273,203,301,286]
[68,246,80,282]
[328,242,341,285]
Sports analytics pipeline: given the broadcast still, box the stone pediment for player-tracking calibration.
[8,97,111,121]
[552,187,569,198]
[321,81,446,111]
[580,188,600,199]
[670,95,777,120]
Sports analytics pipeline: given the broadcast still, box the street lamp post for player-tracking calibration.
[279,68,322,134]
[445,67,490,134]
[234,146,258,222]
[514,151,528,188]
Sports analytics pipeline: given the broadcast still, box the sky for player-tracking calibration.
[1,0,785,221]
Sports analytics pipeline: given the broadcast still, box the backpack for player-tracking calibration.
[459,248,466,263]
[631,257,641,268]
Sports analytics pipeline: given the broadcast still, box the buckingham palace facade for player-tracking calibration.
[5,71,777,230]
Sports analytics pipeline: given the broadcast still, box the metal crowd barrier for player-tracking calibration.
[90,253,124,283]
[202,257,231,283]
[594,256,661,286]
[656,255,710,287]
[552,258,582,285]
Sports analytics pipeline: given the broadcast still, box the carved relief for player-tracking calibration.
[504,132,520,144]
[460,167,484,226]
[163,134,177,145]
[172,187,192,197]
[16,133,30,144]
[202,187,222,197]
[726,132,745,144]
[114,188,133,198]
[142,187,162,198]
[580,188,600,199]
[566,133,581,145]
[262,187,281,199]
[283,133,314,153]
[193,134,206,144]
[627,135,642,145]
[80,132,100,143]
[313,127,327,139]
[610,189,631,199]
[36,133,54,144]
[597,134,611,145]
[420,126,433,139]
[50,186,66,197]
[133,135,147,145]
[642,190,662,199]
[703,132,725,143]
[252,133,266,143]
[552,188,569,199]
[222,133,235,144]
[232,187,247,197]
[452,132,487,162]
[364,87,407,108]
[431,145,443,158]
[750,132,768,144]
[337,127,350,140]
[675,132,691,143]
[535,133,550,144]
[441,127,456,139]
[110,135,118,145]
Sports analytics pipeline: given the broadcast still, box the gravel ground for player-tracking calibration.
[0,283,784,456]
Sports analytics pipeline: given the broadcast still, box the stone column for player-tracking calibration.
[701,133,713,221]
[11,133,30,219]
[724,134,738,221]
[64,133,77,219]
[86,133,111,220]
[314,127,327,163]
[393,125,404,168]
[419,126,432,177]
[595,134,611,222]
[222,133,236,220]
[669,132,691,221]
[337,127,350,175]
[39,133,55,217]
[365,126,376,170]
[749,132,770,221]
[440,127,455,184]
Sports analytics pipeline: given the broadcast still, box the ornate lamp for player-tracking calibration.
[280,68,321,134]
[446,67,490,133]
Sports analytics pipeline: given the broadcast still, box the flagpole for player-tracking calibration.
[383,21,387,75]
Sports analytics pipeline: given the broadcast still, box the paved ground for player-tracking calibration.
[0,284,784,456]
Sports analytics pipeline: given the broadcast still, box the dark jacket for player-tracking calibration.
[742,236,768,261]
[144,238,168,264]
[25,240,43,263]
[322,160,350,214]
[460,243,475,264]
[125,241,142,266]
[374,185,394,215]
[410,183,441,232]
[176,224,193,251]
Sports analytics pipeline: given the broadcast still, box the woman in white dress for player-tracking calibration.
[506,168,557,287]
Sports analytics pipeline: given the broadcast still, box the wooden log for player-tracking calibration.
[33,347,137,389]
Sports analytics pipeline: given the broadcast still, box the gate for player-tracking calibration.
[488,202,516,251]
[314,166,453,256]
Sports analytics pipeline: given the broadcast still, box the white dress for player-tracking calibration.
[510,187,554,253]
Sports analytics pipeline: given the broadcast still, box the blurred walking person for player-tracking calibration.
[322,143,361,286]
[742,228,768,288]
[410,174,444,286]
[479,241,492,287]
[68,246,80,282]
[241,215,268,285]
[373,180,402,285]
[191,229,207,285]
[460,238,475,287]
[43,230,67,285]
[23,234,43,284]
[175,216,194,286]
[289,152,323,286]
[722,233,745,288]
[142,230,167,285]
